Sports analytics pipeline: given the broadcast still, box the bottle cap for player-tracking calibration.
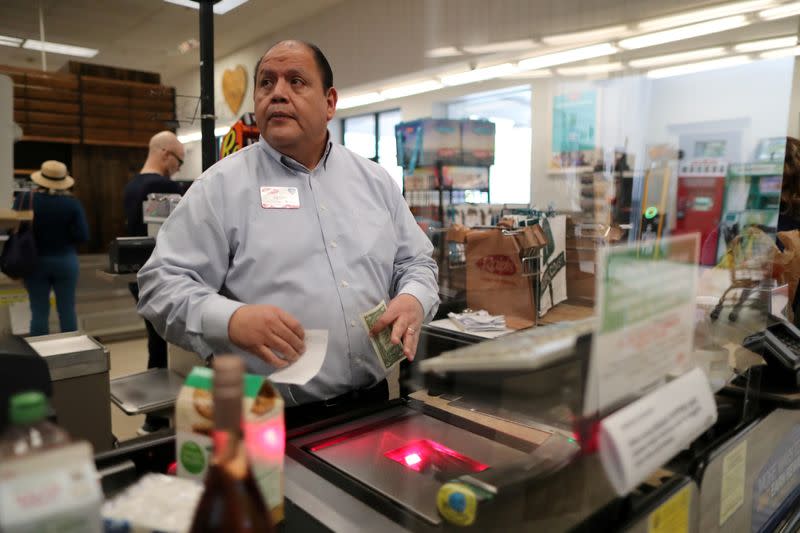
[10,391,48,425]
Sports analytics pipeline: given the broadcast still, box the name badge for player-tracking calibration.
[261,186,300,209]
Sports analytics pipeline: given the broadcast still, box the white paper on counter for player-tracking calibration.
[268,329,328,385]
[598,367,717,496]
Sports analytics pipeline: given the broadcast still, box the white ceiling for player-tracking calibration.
[0,0,343,80]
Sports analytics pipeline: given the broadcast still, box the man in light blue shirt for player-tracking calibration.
[137,40,439,409]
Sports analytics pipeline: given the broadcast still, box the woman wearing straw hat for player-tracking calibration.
[14,160,89,336]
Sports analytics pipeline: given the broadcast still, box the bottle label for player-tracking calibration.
[0,442,102,533]
[179,441,206,475]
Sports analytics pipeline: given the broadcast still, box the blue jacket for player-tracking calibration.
[14,191,89,256]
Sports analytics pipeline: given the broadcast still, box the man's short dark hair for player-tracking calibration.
[253,41,333,93]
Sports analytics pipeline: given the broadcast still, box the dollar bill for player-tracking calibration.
[361,300,406,370]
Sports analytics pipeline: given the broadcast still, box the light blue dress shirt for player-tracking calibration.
[137,136,439,405]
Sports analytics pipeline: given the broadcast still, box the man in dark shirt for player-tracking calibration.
[123,131,184,434]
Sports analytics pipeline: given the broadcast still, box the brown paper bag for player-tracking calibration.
[465,227,537,329]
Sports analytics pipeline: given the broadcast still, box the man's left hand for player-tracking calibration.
[369,294,424,361]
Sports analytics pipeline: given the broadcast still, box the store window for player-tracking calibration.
[342,109,403,189]
[446,87,532,204]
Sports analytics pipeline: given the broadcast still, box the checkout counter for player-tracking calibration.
[85,308,800,532]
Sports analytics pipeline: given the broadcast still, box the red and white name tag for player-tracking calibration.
[260,186,300,209]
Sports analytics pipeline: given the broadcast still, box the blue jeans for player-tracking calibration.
[24,253,79,336]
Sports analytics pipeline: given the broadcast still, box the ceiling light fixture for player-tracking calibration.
[627,46,727,68]
[0,35,23,48]
[22,39,98,58]
[619,15,749,50]
[380,80,443,99]
[177,131,202,143]
[501,69,553,79]
[424,46,462,58]
[439,63,518,86]
[760,45,800,59]
[518,43,618,71]
[542,25,629,46]
[646,55,752,79]
[556,62,625,76]
[163,0,249,15]
[462,39,537,54]
[734,35,798,52]
[759,1,800,20]
[337,92,384,109]
[639,0,775,31]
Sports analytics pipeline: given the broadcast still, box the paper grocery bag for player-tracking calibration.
[539,215,568,316]
[466,228,536,329]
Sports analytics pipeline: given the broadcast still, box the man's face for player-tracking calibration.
[254,43,337,161]
[164,142,185,177]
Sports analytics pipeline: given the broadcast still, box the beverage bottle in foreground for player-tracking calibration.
[189,355,274,533]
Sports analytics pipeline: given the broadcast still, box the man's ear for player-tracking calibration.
[326,87,338,121]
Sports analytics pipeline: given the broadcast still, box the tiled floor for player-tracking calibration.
[106,336,149,443]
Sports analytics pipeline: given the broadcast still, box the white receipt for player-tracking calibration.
[268,329,328,385]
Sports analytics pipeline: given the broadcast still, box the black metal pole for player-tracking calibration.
[199,0,216,171]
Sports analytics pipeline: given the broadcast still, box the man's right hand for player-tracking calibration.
[228,304,305,368]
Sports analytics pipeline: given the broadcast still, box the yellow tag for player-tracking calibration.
[648,484,690,533]
[437,482,478,527]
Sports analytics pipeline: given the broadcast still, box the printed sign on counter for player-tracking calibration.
[599,367,717,496]
[585,234,699,415]
[719,440,747,526]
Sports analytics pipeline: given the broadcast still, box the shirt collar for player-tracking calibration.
[258,134,334,173]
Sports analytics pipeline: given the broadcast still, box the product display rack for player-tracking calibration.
[403,160,491,226]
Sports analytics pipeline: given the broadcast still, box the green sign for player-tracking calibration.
[552,90,596,153]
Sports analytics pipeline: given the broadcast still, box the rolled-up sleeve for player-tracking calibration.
[137,176,243,357]
[388,185,440,322]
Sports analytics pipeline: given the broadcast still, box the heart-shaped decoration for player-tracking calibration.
[222,65,247,115]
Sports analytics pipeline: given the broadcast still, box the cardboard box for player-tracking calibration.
[396,119,461,168]
[175,367,285,523]
[461,120,495,166]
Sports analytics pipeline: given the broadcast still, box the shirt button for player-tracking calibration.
[320,204,327,211]
[331,241,338,248]
[350,320,357,327]
[340,280,349,288]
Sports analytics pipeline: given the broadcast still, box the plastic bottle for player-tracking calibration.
[0,391,69,458]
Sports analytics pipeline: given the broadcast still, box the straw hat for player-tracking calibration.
[31,160,74,190]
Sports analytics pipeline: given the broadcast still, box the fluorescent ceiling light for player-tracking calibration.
[646,55,752,79]
[425,46,462,58]
[0,35,22,48]
[22,39,98,58]
[176,127,231,143]
[639,0,775,31]
[177,131,202,143]
[439,63,518,86]
[163,0,249,14]
[462,39,537,54]
[619,15,749,50]
[759,2,800,20]
[501,69,553,79]
[542,25,629,46]
[556,62,624,76]
[628,46,727,68]
[337,92,384,109]
[734,35,798,52]
[760,45,800,59]
[518,43,618,71]
[380,80,443,99]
